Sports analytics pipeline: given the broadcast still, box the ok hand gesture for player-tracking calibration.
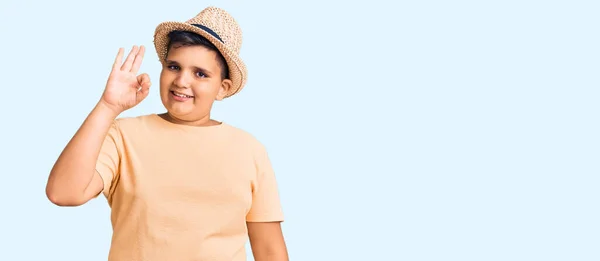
[100,45,152,115]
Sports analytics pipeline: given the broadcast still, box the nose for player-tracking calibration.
[174,70,192,89]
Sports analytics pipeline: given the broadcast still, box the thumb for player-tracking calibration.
[136,73,151,101]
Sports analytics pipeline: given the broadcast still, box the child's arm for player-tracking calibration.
[248,222,289,261]
[45,45,150,206]
[246,144,288,260]
[45,102,119,206]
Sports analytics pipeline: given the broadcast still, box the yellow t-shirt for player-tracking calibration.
[95,114,284,261]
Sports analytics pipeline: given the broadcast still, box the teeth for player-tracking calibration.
[173,91,192,98]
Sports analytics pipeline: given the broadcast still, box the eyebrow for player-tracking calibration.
[166,59,214,76]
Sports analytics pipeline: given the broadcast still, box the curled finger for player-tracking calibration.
[137,73,151,91]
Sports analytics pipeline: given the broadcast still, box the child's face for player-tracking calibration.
[159,45,231,123]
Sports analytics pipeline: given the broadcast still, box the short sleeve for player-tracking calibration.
[95,120,122,199]
[246,144,284,222]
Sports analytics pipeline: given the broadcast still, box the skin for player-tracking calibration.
[248,221,290,261]
[45,44,288,260]
[158,44,231,126]
[46,45,150,206]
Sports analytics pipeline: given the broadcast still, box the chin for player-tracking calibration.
[165,104,193,117]
[162,103,207,121]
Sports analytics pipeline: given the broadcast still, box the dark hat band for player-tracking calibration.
[191,24,223,43]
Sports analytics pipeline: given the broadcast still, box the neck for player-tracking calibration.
[158,112,221,127]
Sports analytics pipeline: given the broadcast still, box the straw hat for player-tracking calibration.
[153,7,247,98]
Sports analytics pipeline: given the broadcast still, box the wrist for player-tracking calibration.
[95,100,122,120]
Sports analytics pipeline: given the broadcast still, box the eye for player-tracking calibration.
[196,71,207,78]
[167,65,180,70]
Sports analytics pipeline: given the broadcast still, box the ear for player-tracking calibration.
[216,79,233,101]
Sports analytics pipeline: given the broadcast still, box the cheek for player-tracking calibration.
[192,82,222,97]
[159,83,170,99]
[159,73,171,92]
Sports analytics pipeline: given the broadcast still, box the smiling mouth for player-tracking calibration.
[171,91,194,98]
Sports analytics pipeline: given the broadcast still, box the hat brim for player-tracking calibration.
[153,22,247,98]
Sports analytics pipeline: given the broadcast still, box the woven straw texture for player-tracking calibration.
[153,7,247,98]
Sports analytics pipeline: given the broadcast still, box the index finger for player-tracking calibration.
[130,45,146,74]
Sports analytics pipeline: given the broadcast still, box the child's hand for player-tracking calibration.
[100,45,151,115]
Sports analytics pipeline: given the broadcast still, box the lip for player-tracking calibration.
[170,90,194,102]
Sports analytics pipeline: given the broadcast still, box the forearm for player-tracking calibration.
[250,237,289,261]
[253,250,289,261]
[46,101,119,206]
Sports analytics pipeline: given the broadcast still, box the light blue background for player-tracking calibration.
[1,0,598,260]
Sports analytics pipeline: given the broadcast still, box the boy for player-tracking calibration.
[45,6,288,261]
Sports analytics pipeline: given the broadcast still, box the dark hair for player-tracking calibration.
[166,30,230,80]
